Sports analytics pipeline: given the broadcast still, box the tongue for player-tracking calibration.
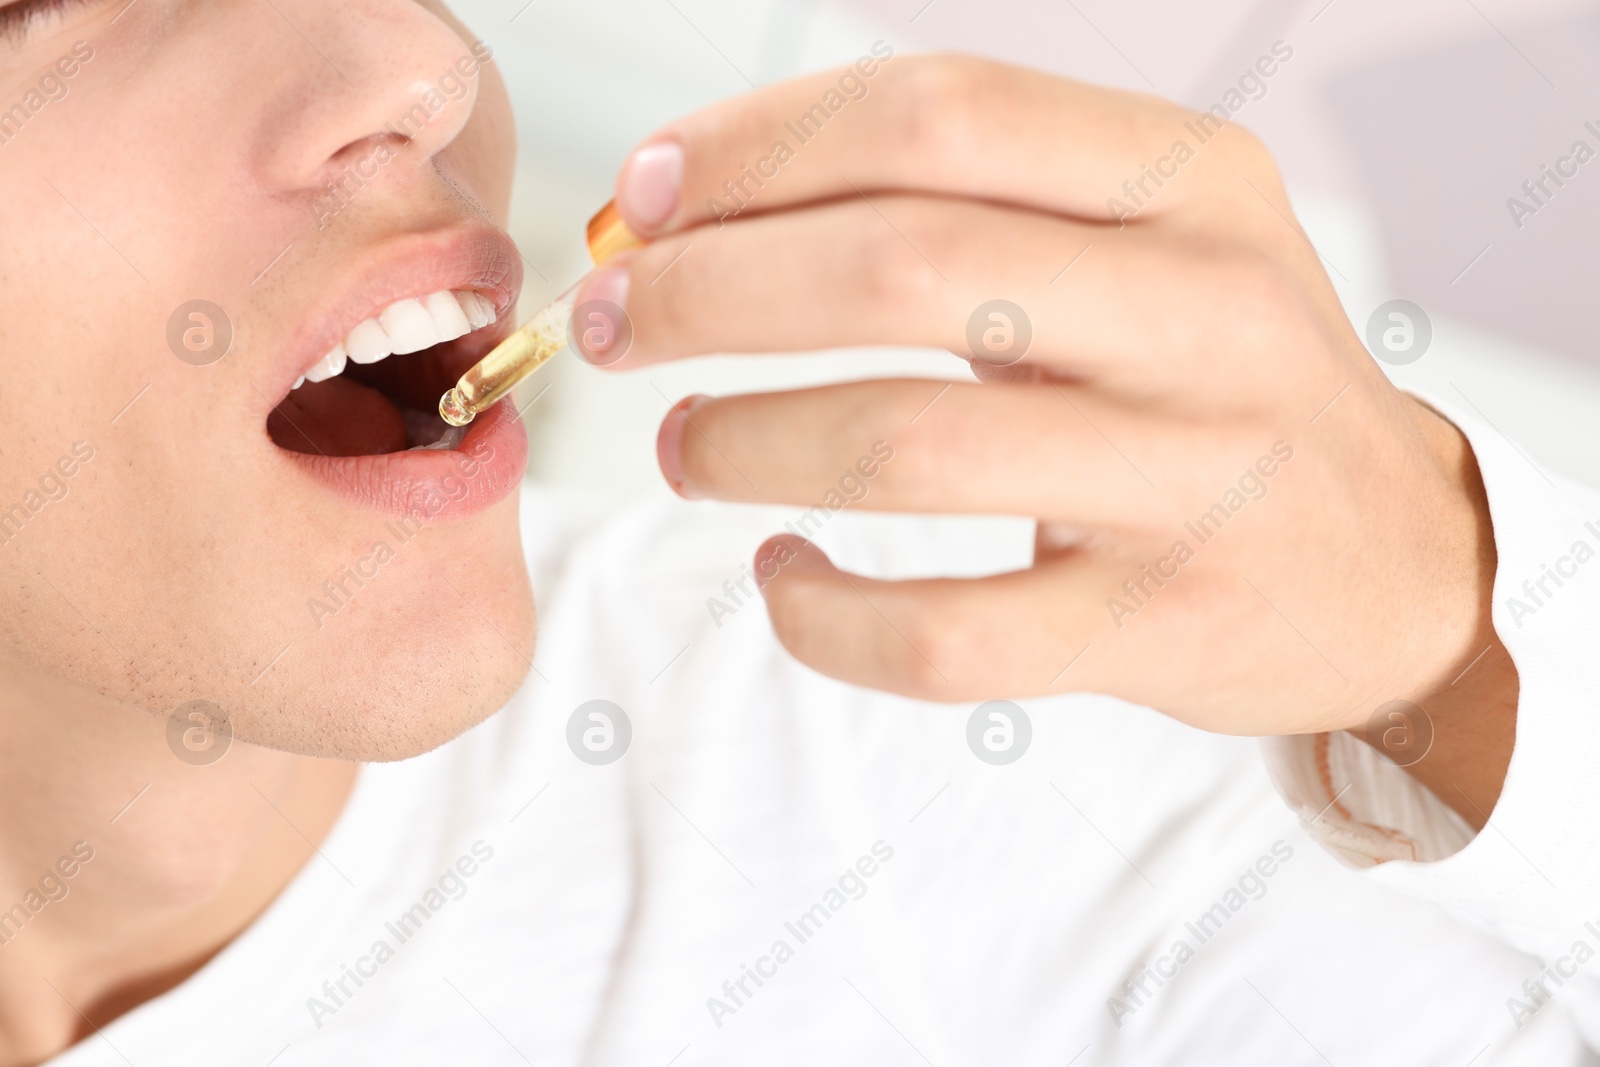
[268,377,409,456]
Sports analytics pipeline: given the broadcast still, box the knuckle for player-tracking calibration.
[895,607,971,698]
[1172,114,1285,211]
[892,195,960,255]
[1226,259,1305,343]
[894,406,965,478]
[1188,247,1306,343]
[1199,124,1286,203]
[848,199,946,313]
[1218,123,1278,177]
[884,54,996,163]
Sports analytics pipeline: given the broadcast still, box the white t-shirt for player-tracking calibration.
[45,397,1600,1066]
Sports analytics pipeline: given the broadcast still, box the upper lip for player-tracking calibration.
[268,224,523,404]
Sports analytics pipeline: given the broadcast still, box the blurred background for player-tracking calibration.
[450,0,1600,503]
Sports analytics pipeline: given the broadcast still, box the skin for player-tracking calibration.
[0,0,530,1061]
[580,55,1517,823]
[0,10,1516,1065]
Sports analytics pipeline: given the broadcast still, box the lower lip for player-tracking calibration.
[281,398,528,520]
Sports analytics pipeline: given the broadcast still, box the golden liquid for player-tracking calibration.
[438,200,639,427]
[438,295,573,426]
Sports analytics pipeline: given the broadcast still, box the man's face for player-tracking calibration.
[0,0,535,759]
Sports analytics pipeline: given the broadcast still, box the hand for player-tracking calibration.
[575,54,1516,823]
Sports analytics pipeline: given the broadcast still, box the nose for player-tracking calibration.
[251,0,486,193]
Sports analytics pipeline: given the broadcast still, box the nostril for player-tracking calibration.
[330,132,407,171]
[257,6,492,196]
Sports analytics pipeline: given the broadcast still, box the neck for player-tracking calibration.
[0,669,356,1067]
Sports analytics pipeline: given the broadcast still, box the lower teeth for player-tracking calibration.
[410,424,466,452]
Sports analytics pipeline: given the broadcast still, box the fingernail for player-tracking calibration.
[657,393,710,498]
[572,263,632,365]
[618,140,683,232]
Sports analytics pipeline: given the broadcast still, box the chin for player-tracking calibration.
[233,546,537,763]
[236,579,537,764]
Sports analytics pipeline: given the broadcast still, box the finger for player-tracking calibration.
[658,380,1214,527]
[754,535,1119,703]
[756,537,1346,731]
[581,194,1283,392]
[611,53,1275,237]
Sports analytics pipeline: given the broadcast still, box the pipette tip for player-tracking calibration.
[438,387,475,427]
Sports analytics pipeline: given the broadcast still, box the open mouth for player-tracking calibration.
[264,226,531,519]
[268,289,503,457]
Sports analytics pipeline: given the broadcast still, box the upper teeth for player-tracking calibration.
[297,289,496,387]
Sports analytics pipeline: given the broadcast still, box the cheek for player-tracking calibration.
[446,67,516,220]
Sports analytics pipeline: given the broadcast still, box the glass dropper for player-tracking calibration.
[438,202,641,427]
